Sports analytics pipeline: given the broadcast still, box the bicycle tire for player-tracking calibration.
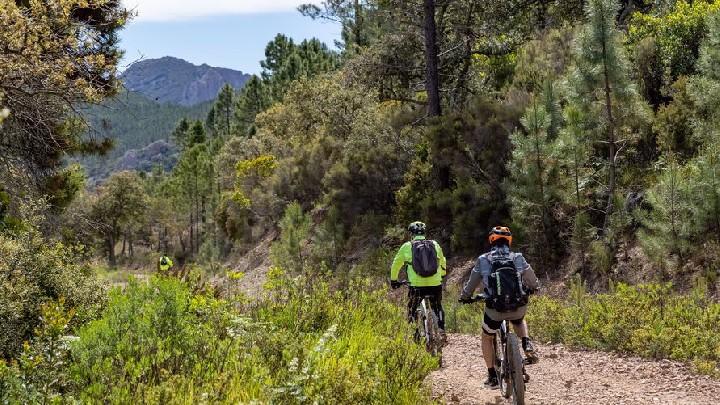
[495,332,510,398]
[426,308,443,365]
[507,333,526,405]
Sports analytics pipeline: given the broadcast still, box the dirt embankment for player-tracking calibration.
[429,333,720,405]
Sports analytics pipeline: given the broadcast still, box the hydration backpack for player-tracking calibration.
[160,256,168,266]
[485,253,528,312]
[410,240,439,277]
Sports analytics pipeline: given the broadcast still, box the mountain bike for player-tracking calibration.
[400,281,443,366]
[467,295,528,405]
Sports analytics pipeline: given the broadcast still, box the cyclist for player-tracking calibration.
[157,253,173,274]
[390,221,448,340]
[459,226,539,388]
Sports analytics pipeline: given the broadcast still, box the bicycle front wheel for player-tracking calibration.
[507,333,526,405]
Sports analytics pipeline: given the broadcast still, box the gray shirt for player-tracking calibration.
[460,245,539,303]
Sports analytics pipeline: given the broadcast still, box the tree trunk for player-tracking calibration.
[190,212,194,254]
[601,23,616,239]
[423,0,441,117]
[354,0,363,48]
[107,235,116,267]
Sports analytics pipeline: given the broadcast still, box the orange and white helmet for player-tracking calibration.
[488,226,512,245]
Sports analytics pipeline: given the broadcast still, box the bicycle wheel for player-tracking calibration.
[426,308,443,366]
[415,309,426,343]
[507,333,526,405]
[495,332,510,398]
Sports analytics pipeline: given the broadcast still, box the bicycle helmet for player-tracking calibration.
[408,221,426,235]
[488,226,512,245]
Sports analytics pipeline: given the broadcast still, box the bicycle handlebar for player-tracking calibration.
[460,294,486,303]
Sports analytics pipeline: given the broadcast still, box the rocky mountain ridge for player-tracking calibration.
[120,56,250,106]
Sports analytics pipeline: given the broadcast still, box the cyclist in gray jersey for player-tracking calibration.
[459,226,539,388]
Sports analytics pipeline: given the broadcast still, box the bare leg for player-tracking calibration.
[481,332,495,369]
[511,319,529,338]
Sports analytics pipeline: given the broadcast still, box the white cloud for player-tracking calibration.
[123,0,308,22]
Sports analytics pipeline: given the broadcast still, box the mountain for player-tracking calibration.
[120,56,251,106]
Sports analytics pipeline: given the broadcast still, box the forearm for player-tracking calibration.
[461,270,484,299]
[523,266,539,290]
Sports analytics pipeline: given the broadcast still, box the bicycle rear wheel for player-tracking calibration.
[507,333,526,405]
[426,309,443,366]
[494,332,510,398]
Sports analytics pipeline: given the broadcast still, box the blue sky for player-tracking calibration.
[119,1,342,75]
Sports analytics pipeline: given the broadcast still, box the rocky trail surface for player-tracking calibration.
[428,333,720,405]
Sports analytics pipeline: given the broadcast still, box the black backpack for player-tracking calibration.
[485,253,528,311]
[410,240,439,277]
[160,256,168,265]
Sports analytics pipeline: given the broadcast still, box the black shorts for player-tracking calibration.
[482,312,524,336]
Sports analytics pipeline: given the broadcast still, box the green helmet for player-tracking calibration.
[408,221,426,235]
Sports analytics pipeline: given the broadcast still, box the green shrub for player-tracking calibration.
[11,270,437,403]
[0,227,105,360]
[0,298,78,404]
[452,278,720,377]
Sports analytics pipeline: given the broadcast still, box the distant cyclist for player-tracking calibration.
[459,226,539,388]
[157,253,173,274]
[390,221,448,339]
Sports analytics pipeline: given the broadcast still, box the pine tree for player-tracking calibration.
[556,105,594,270]
[215,84,235,139]
[567,0,647,240]
[638,155,696,270]
[687,11,720,241]
[509,98,552,255]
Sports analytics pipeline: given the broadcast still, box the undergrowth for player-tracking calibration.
[447,277,720,377]
[1,271,437,404]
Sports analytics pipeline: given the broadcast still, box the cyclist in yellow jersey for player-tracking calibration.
[157,253,173,274]
[390,221,447,335]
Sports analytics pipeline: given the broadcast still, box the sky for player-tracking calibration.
[118,1,342,75]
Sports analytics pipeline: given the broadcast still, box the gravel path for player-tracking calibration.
[428,333,720,405]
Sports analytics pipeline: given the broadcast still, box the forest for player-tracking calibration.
[1,0,720,403]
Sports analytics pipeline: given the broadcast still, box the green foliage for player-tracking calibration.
[508,95,563,269]
[654,77,698,159]
[0,298,77,403]
[689,142,720,240]
[451,278,720,376]
[4,271,435,403]
[85,171,150,266]
[530,281,720,376]
[270,202,311,273]
[629,1,720,85]
[0,0,131,207]
[0,225,105,360]
[512,27,576,96]
[257,273,437,404]
[638,155,697,269]
[299,0,382,57]
[78,93,211,183]
[396,98,520,253]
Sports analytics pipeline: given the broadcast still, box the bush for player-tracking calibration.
[452,278,720,377]
[0,227,105,360]
[4,270,438,403]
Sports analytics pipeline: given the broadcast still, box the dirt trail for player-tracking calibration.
[428,333,720,405]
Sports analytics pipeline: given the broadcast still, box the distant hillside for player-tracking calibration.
[78,90,212,185]
[120,56,250,106]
